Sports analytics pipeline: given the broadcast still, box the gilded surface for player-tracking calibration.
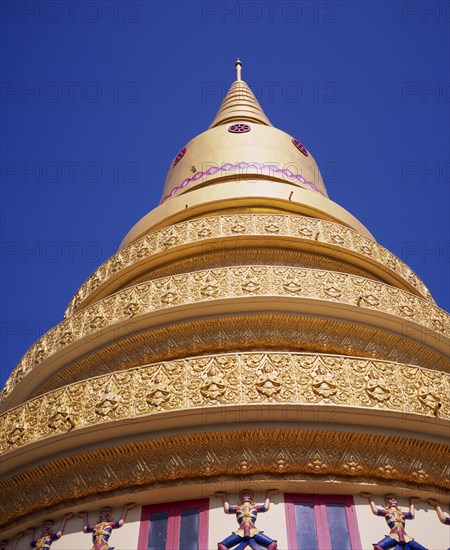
[1,353,449,455]
[65,214,433,316]
[2,266,447,404]
[31,315,449,398]
[0,429,448,530]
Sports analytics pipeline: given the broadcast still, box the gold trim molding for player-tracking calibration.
[0,429,448,530]
[2,267,447,404]
[66,214,433,315]
[2,353,449,456]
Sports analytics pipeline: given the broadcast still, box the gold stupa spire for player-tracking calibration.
[209,59,272,128]
[235,58,242,81]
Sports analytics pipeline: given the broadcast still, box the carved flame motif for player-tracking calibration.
[331,233,345,245]
[417,387,440,411]
[123,302,140,317]
[200,274,219,298]
[324,286,342,299]
[365,378,390,402]
[432,318,445,332]
[89,316,104,330]
[360,244,374,256]
[358,294,380,307]
[282,273,302,293]
[297,225,314,237]
[160,280,178,306]
[59,331,72,346]
[399,305,414,317]
[230,218,247,233]
[33,349,46,366]
[385,257,397,269]
[264,218,280,233]
[312,375,338,398]
[135,243,149,259]
[162,229,180,248]
[110,256,123,273]
[241,269,261,294]
[196,221,212,238]
[7,425,27,446]
[95,391,120,418]
[48,409,75,431]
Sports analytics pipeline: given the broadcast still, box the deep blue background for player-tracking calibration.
[1,0,449,388]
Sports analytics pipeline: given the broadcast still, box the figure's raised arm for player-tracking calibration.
[261,490,278,512]
[56,513,74,537]
[117,503,136,526]
[26,527,36,547]
[77,511,90,533]
[360,492,381,516]
[407,497,420,519]
[215,492,232,513]
[12,532,24,550]
[428,499,449,525]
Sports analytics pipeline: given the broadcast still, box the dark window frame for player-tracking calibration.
[284,493,362,550]
[138,498,209,550]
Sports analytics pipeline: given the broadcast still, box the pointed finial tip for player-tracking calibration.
[235,59,242,81]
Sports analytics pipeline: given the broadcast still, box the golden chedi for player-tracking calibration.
[1,61,448,550]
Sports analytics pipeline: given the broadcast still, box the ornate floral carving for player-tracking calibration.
[2,262,448,404]
[48,408,75,432]
[65,214,434,318]
[2,353,448,456]
[365,377,391,403]
[312,374,338,399]
[0,428,448,531]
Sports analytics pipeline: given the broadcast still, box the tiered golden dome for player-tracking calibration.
[0,61,448,537]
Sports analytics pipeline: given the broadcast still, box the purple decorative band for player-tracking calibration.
[292,139,309,156]
[228,123,251,133]
[173,146,187,167]
[161,162,325,203]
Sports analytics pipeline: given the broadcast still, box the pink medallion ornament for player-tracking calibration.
[292,138,309,156]
[173,147,187,167]
[228,124,251,133]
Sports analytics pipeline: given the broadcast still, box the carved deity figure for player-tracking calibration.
[79,504,135,550]
[255,366,281,398]
[28,514,73,550]
[216,490,278,550]
[360,493,427,550]
[200,366,226,400]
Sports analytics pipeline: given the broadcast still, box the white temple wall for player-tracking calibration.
[7,492,449,550]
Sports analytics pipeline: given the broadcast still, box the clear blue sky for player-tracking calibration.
[1,0,449,388]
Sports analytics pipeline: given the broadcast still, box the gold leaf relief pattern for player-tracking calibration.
[66,214,434,317]
[1,353,449,456]
[3,264,447,403]
[1,429,448,531]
